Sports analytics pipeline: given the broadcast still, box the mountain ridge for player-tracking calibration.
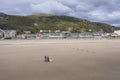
[0,12,118,34]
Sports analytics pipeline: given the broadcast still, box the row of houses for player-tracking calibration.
[15,33,102,39]
[40,33,103,39]
[0,28,120,39]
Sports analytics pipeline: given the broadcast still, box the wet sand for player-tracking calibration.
[0,40,120,80]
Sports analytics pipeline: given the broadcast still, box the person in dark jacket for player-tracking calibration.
[44,56,47,62]
[47,56,50,62]
[44,56,50,62]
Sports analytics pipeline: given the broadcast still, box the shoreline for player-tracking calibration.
[0,39,120,45]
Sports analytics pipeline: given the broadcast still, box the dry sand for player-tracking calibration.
[0,39,120,80]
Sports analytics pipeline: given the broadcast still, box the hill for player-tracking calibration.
[0,12,118,34]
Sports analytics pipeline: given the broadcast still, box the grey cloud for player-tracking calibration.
[0,0,120,26]
[30,0,73,15]
[58,0,79,8]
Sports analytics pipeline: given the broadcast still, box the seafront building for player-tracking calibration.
[0,28,16,39]
[0,29,4,39]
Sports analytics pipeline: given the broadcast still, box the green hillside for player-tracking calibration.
[0,12,118,34]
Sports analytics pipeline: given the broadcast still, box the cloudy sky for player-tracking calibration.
[0,0,120,26]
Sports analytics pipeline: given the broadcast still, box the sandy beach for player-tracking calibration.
[0,39,120,80]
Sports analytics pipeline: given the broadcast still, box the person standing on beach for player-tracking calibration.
[47,56,50,62]
[44,56,47,62]
[44,56,50,62]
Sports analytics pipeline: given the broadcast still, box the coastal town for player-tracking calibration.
[0,28,120,40]
[1,0,120,80]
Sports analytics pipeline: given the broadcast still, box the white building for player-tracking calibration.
[48,33,63,39]
[79,33,94,38]
[4,30,16,39]
[24,34,37,39]
[24,31,31,34]
[114,30,120,35]
[0,29,16,39]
